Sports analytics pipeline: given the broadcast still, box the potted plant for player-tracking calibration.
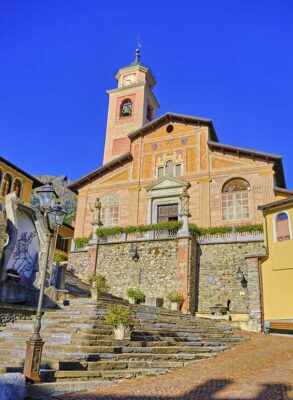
[167,292,184,311]
[126,288,145,304]
[105,305,133,340]
[88,274,110,299]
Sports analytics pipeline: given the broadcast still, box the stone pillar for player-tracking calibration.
[176,237,195,314]
[178,213,189,237]
[87,244,98,277]
[245,254,263,333]
[89,222,99,244]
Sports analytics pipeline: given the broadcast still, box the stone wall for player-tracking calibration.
[0,303,35,327]
[95,238,193,310]
[69,237,265,326]
[68,249,89,278]
[196,241,264,314]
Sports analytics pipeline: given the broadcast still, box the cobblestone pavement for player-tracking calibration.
[54,332,293,400]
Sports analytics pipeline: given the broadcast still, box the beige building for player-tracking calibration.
[69,51,286,239]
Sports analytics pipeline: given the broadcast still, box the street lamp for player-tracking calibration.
[236,266,247,287]
[23,182,67,383]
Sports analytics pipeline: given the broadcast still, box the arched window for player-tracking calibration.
[120,99,132,118]
[276,213,290,241]
[100,194,119,227]
[147,103,154,122]
[157,161,182,178]
[13,178,22,198]
[222,178,250,221]
[0,169,3,188]
[165,160,174,177]
[1,173,13,197]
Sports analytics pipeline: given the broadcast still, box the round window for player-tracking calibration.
[166,124,174,133]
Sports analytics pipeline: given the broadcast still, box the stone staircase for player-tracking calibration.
[0,295,244,385]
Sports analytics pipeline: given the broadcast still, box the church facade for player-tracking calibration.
[69,50,286,237]
[68,51,291,332]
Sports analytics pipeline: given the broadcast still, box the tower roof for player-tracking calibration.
[115,48,156,86]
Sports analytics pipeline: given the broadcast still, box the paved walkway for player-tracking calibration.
[54,332,293,400]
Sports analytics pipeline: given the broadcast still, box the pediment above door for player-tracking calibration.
[145,176,190,192]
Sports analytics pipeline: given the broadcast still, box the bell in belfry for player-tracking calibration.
[121,100,132,117]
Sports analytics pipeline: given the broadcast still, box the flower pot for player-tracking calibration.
[170,301,181,311]
[113,324,131,340]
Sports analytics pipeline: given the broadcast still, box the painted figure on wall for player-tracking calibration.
[12,232,37,277]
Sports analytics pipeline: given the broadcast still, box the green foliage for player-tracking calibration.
[96,221,183,239]
[126,288,145,301]
[167,292,184,303]
[105,305,132,328]
[94,221,263,239]
[234,224,263,232]
[92,274,110,293]
[189,223,263,236]
[87,274,97,284]
[74,237,90,247]
[96,227,125,238]
[53,252,68,264]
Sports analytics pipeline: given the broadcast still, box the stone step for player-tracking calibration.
[55,352,210,368]
[53,367,168,381]
[25,378,114,399]
[0,350,213,373]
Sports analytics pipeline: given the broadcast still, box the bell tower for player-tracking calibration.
[103,49,159,164]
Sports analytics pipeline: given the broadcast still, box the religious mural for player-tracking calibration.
[0,194,43,304]
[4,212,39,288]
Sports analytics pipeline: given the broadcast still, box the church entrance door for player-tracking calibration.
[157,204,178,223]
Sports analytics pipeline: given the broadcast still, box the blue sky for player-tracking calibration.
[1,1,293,186]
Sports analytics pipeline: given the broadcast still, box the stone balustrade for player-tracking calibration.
[196,230,263,244]
[72,229,263,250]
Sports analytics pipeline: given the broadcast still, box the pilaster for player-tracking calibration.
[245,253,264,333]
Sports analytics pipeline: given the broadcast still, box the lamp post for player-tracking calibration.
[23,182,67,383]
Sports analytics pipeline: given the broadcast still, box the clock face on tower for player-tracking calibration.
[123,74,136,86]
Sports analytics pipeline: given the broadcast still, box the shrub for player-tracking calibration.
[96,221,183,239]
[91,274,110,293]
[126,288,145,301]
[87,274,97,284]
[53,253,68,264]
[167,292,184,303]
[189,223,263,236]
[74,237,90,247]
[105,305,132,328]
[235,224,263,233]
